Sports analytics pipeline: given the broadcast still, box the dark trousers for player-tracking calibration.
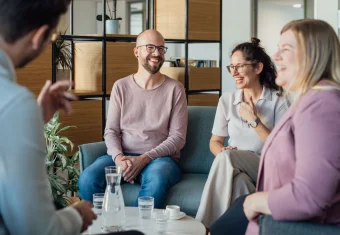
[210,195,249,235]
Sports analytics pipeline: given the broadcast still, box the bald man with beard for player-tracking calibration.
[79,30,188,209]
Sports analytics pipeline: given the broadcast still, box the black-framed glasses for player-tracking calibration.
[137,44,168,54]
[226,63,256,73]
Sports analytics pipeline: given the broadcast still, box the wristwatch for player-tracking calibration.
[248,117,260,128]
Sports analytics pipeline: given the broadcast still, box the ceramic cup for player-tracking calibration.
[166,205,180,218]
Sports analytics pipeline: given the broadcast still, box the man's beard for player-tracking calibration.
[142,55,164,74]
[16,46,43,69]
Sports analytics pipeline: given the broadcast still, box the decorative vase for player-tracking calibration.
[106,19,119,34]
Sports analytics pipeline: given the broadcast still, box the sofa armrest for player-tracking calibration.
[259,215,340,235]
[79,141,107,172]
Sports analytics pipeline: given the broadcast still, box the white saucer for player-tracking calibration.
[169,211,186,220]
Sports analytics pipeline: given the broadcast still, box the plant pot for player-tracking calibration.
[106,19,119,34]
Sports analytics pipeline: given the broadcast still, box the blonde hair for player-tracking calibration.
[281,19,340,100]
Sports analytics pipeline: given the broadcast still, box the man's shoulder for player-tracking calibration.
[114,75,132,87]
[110,75,133,95]
[163,76,185,91]
[0,79,35,105]
[0,79,38,117]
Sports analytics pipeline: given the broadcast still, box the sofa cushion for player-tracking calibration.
[260,215,340,235]
[79,141,106,171]
[180,106,217,174]
[121,173,208,216]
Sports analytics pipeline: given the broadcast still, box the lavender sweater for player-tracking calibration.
[104,75,188,160]
[246,85,340,234]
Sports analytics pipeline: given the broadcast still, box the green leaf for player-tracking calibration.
[44,111,80,205]
[71,151,79,162]
[96,14,110,21]
[61,156,67,170]
[56,125,76,135]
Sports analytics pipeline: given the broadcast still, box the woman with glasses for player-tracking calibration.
[195,38,289,228]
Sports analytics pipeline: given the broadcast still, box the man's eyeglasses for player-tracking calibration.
[226,63,256,73]
[137,44,168,54]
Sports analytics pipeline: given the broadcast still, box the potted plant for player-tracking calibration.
[55,30,72,72]
[45,112,80,208]
[96,0,122,34]
[54,30,73,83]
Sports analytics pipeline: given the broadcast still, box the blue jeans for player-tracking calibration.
[78,154,181,208]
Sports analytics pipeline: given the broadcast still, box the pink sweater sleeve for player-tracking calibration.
[268,92,340,220]
[145,85,188,159]
[104,84,123,159]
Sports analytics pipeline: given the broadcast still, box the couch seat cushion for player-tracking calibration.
[121,173,208,216]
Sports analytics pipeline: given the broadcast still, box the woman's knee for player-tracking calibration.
[215,150,232,162]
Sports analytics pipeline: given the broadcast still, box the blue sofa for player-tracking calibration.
[79,106,340,234]
[260,215,340,235]
[79,106,218,216]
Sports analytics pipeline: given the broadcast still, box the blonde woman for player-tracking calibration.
[196,38,289,228]
[210,19,340,235]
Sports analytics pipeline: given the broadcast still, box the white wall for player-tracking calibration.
[222,0,252,93]
[73,0,97,34]
[258,2,304,58]
[314,0,338,32]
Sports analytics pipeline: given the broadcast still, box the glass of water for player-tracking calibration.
[138,196,154,219]
[154,209,170,234]
[93,193,104,215]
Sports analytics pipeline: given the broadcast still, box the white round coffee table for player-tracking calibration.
[84,207,205,235]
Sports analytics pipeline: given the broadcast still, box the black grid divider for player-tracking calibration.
[101,0,107,138]
[52,0,223,140]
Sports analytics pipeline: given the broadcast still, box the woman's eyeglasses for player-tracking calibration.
[226,63,256,73]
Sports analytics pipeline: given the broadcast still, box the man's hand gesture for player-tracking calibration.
[37,80,78,123]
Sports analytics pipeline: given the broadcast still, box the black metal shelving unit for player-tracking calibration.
[52,0,222,139]
[183,0,222,100]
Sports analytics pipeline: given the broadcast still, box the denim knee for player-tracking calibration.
[78,154,113,202]
[78,168,105,202]
[147,174,170,192]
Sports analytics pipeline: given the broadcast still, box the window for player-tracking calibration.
[128,1,145,35]
[256,0,305,56]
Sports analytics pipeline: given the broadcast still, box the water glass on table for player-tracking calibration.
[154,209,170,234]
[93,193,104,215]
[138,196,154,219]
